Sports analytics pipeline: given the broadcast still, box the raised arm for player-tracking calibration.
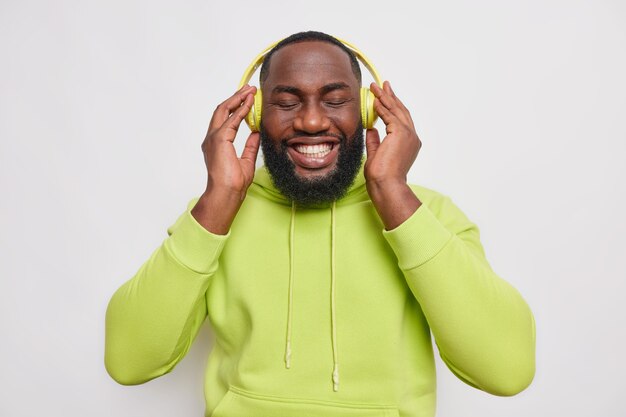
[105,85,261,384]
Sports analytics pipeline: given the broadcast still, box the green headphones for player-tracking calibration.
[237,36,383,132]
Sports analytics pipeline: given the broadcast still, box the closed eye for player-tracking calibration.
[272,101,299,110]
[324,99,350,107]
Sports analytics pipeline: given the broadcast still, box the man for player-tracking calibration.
[105,31,535,417]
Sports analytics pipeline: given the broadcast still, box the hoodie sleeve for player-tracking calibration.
[382,189,536,396]
[104,197,229,385]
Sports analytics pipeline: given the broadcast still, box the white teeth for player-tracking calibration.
[294,143,333,157]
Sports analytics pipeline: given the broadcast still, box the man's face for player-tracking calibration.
[259,41,364,206]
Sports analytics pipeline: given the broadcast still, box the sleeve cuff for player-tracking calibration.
[164,208,230,275]
[382,202,453,270]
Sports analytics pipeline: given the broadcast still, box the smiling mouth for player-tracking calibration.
[292,142,335,158]
[286,140,340,170]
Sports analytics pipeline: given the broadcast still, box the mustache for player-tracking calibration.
[282,131,344,140]
[278,131,346,149]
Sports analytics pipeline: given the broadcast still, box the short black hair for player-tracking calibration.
[259,31,362,85]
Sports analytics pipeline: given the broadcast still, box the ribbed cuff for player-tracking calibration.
[165,209,230,274]
[382,202,453,271]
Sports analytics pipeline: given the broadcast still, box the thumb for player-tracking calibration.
[240,132,260,168]
[365,128,381,159]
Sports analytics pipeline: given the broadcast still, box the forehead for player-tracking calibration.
[263,41,358,88]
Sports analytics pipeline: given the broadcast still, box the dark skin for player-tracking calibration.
[261,42,361,178]
[191,41,422,234]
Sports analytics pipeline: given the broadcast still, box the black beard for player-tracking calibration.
[260,123,364,207]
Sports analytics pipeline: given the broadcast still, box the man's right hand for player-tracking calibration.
[190,85,260,235]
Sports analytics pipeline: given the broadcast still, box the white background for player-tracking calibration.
[1,0,624,416]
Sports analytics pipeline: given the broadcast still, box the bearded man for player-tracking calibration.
[105,31,536,417]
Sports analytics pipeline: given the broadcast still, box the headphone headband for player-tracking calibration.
[237,36,382,88]
[237,35,382,131]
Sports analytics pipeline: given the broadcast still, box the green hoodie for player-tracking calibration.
[105,161,535,417]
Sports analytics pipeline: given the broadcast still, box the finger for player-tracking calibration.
[386,81,413,121]
[222,93,255,138]
[373,97,397,128]
[371,82,411,125]
[208,85,256,131]
[383,80,394,96]
[370,82,389,102]
[370,82,384,99]
[385,81,408,110]
[240,132,260,166]
[365,128,381,159]
[371,82,398,113]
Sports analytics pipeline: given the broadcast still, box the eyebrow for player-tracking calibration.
[320,82,351,95]
[271,82,351,96]
[271,85,301,95]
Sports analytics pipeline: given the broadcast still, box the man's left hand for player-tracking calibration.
[364,81,423,230]
[364,81,422,187]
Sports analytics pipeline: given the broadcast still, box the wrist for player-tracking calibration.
[366,177,408,200]
[201,185,246,206]
[366,179,422,231]
[190,188,244,235]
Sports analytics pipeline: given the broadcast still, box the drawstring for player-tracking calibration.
[285,201,296,369]
[330,201,339,391]
[283,200,340,392]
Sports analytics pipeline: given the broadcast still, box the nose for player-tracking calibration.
[293,101,331,133]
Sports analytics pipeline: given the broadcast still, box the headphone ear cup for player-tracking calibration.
[245,89,263,132]
[360,87,378,129]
